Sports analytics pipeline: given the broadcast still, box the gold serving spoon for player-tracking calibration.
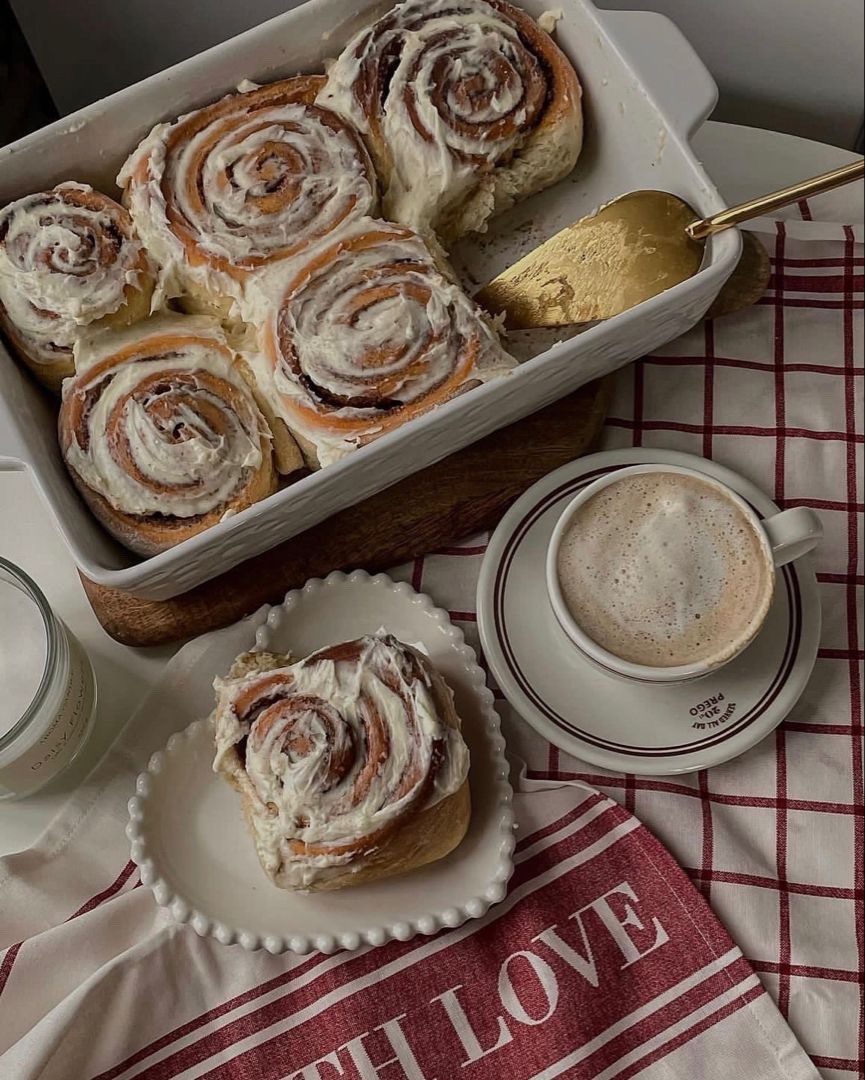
[476,159,864,328]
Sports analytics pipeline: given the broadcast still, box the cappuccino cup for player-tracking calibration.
[546,464,822,684]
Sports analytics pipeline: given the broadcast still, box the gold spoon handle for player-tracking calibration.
[686,159,864,240]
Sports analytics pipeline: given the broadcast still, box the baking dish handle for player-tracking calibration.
[596,9,718,141]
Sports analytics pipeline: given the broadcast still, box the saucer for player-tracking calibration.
[477,449,821,775]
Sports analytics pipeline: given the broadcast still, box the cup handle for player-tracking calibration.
[763,507,823,567]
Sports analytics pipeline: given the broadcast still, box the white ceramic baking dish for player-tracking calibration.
[0,0,740,600]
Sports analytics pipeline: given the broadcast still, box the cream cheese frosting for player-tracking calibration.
[212,633,470,888]
[317,0,549,233]
[0,183,146,365]
[537,7,564,33]
[118,82,377,310]
[242,219,514,466]
[63,315,267,519]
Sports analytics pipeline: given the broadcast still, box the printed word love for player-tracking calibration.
[291,880,669,1080]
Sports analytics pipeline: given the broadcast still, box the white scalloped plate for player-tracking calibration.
[127,571,515,954]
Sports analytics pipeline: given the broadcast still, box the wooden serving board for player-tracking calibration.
[81,377,613,647]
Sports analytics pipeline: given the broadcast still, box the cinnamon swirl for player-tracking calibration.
[243,222,514,467]
[318,0,583,243]
[212,635,471,891]
[58,313,278,555]
[119,77,378,318]
[0,184,154,392]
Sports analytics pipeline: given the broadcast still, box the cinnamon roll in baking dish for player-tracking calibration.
[118,77,378,317]
[58,313,278,556]
[242,222,514,467]
[0,184,154,391]
[318,0,583,244]
[212,635,471,891]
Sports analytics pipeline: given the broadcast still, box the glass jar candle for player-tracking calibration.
[0,558,97,800]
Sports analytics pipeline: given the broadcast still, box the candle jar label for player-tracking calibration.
[0,630,96,798]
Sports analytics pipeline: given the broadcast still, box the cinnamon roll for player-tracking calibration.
[243,222,514,467]
[318,0,582,244]
[0,184,154,392]
[118,77,378,318]
[58,313,278,556]
[212,635,471,891]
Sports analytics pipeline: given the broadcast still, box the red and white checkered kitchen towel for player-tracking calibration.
[0,208,861,1080]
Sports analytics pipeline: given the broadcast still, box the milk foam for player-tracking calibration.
[556,473,773,667]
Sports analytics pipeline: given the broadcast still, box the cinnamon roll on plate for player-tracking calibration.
[58,313,278,556]
[212,633,471,891]
[119,77,378,319]
[0,184,154,392]
[318,0,583,245]
[242,221,514,468]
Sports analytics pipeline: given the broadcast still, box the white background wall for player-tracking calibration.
[7,0,864,148]
[600,0,863,148]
